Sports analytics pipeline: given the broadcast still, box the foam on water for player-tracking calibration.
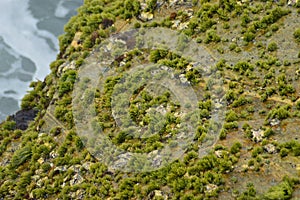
[0,0,55,80]
[55,1,70,18]
[0,0,82,121]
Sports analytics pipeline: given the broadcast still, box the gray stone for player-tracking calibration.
[54,165,67,173]
[82,162,92,171]
[50,150,59,158]
[31,175,40,182]
[57,61,76,76]
[288,0,298,6]
[35,169,43,176]
[139,12,154,22]
[70,173,84,186]
[169,0,194,7]
[36,177,48,188]
[178,22,189,30]
[270,118,280,126]
[206,184,218,193]
[68,164,82,173]
[264,144,277,154]
[179,74,189,84]
[148,190,168,200]
[215,150,228,158]
[251,129,264,142]
[172,20,181,28]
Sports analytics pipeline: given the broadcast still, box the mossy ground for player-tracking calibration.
[0,0,300,199]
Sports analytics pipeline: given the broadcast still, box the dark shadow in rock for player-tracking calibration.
[10,108,39,130]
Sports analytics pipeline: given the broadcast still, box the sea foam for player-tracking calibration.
[0,0,82,121]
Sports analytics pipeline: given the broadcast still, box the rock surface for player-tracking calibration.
[10,108,38,130]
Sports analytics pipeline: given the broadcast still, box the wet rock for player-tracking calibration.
[264,144,277,154]
[10,108,38,130]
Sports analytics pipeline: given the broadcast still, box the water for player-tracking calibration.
[0,0,83,121]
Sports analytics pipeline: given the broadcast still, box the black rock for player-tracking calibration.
[10,109,39,130]
[101,18,114,29]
